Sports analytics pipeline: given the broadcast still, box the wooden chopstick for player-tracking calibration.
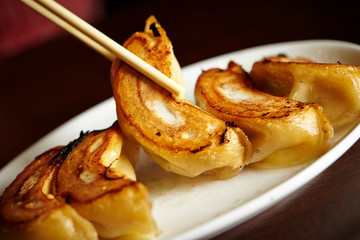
[21,0,185,98]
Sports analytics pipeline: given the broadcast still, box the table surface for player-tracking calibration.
[1,0,360,239]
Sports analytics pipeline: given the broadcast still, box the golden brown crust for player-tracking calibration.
[195,61,334,167]
[0,122,159,239]
[196,61,320,119]
[0,147,63,225]
[0,147,98,240]
[53,123,159,238]
[111,16,251,178]
[54,123,135,203]
[250,55,360,132]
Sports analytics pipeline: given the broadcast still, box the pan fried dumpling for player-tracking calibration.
[54,123,159,239]
[0,147,98,240]
[195,61,334,169]
[0,123,159,240]
[111,16,251,179]
[250,55,360,133]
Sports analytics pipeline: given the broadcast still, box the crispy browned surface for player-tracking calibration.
[0,147,98,240]
[54,123,159,239]
[111,16,251,178]
[54,124,134,203]
[0,123,158,239]
[0,147,62,224]
[250,56,360,132]
[195,61,334,167]
[196,61,318,119]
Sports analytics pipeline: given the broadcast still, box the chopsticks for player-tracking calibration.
[20,0,185,98]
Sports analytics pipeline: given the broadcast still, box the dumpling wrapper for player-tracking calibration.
[195,61,334,169]
[0,147,98,240]
[250,55,360,135]
[54,123,159,239]
[111,16,251,179]
[0,123,159,240]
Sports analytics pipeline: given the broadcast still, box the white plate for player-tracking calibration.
[1,40,360,240]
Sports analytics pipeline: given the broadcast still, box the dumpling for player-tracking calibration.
[53,122,159,239]
[250,55,360,134]
[195,61,334,169]
[0,147,97,240]
[0,122,159,240]
[111,16,251,179]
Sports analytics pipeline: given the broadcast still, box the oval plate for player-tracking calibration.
[1,40,359,240]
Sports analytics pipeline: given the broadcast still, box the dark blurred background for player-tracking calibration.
[1,0,360,239]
